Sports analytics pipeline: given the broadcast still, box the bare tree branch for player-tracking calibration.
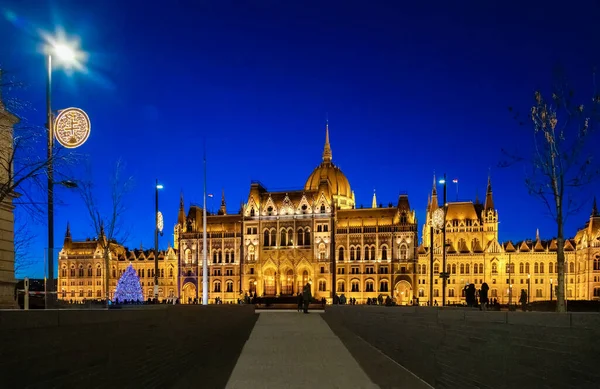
[501,69,600,313]
[76,158,134,305]
[13,214,37,275]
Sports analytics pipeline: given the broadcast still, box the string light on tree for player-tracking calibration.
[113,264,144,303]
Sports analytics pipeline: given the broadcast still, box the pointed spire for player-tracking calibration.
[430,173,438,210]
[218,188,227,215]
[485,175,494,210]
[178,192,186,226]
[372,189,377,208]
[593,196,598,217]
[536,228,540,241]
[322,121,332,163]
[65,222,71,238]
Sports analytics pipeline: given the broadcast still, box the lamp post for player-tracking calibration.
[508,253,512,306]
[154,180,163,302]
[45,38,81,308]
[438,174,447,306]
[550,278,553,301]
[527,273,531,305]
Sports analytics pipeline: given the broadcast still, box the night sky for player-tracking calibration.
[2,0,599,279]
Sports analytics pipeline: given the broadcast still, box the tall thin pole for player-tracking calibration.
[46,54,54,309]
[154,179,159,301]
[429,226,434,306]
[202,148,208,305]
[442,173,447,306]
[508,253,512,306]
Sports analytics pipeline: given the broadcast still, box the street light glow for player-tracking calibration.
[438,179,446,184]
[54,43,76,62]
[41,28,87,71]
[156,184,164,189]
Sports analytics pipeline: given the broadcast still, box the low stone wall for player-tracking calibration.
[324,306,600,388]
[0,305,256,388]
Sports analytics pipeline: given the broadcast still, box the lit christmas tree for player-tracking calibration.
[113,263,144,303]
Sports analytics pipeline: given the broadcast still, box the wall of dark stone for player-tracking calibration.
[0,305,256,388]
[324,306,600,389]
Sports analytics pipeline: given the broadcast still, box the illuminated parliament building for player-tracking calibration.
[57,125,600,304]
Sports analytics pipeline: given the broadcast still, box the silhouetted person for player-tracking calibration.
[466,284,476,307]
[297,293,303,312]
[302,283,312,313]
[480,282,489,311]
[519,290,528,311]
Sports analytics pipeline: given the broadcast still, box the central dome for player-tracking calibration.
[304,123,354,209]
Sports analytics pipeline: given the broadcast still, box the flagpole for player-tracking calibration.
[202,144,208,305]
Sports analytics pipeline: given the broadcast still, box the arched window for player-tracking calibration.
[250,208,255,217]
[87,266,92,277]
[297,228,304,246]
[218,251,222,263]
[318,280,326,292]
[479,263,483,274]
[263,230,270,246]
[525,262,530,274]
[304,229,311,246]
[365,280,374,292]
[569,262,575,273]
[61,266,67,277]
[434,264,439,274]
[270,229,276,246]
[382,246,388,260]
[225,251,231,263]
[379,280,389,292]
[318,243,327,260]
[350,247,355,261]
[594,256,600,271]
[169,268,173,278]
[519,262,524,274]
[421,264,427,274]
[549,261,554,273]
[226,281,234,292]
[370,246,376,260]
[534,263,539,274]
[231,251,235,263]
[351,280,360,292]
[337,280,345,292]
[465,264,470,274]
[356,247,362,261]
[112,266,116,278]
[364,247,370,261]
[460,264,465,274]
[280,229,287,246]
[213,281,221,292]
[96,266,101,277]
[320,204,326,213]
[78,266,84,277]
[491,263,497,274]
[338,247,345,261]
[452,264,457,274]
[400,245,407,260]
[213,251,218,264]
[540,262,544,274]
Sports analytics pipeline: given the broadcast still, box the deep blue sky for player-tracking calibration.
[2,0,599,278]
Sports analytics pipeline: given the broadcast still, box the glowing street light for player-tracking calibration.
[154,180,164,301]
[43,29,86,309]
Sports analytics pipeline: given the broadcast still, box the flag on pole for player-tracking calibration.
[208,193,214,198]
[452,179,458,183]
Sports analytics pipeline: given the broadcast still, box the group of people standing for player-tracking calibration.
[296,282,312,313]
[464,282,491,310]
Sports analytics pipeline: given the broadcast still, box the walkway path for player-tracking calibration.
[225,312,378,389]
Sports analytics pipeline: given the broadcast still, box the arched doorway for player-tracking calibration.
[281,269,294,295]
[394,280,413,306]
[264,269,275,295]
[182,282,197,304]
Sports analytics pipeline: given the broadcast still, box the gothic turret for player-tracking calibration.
[429,174,439,212]
[592,196,598,217]
[484,175,494,211]
[63,222,72,249]
[178,193,186,227]
[372,190,377,208]
[218,189,227,215]
[323,121,332,163]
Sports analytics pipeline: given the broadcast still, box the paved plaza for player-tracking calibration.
[225,311,431,389]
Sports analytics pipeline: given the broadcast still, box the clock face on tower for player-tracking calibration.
[54,107,91,149]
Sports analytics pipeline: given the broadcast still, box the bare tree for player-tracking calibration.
[0,68,77,216]
[504,71,600,312]
[13,214,37,275]
[77,159,133,304]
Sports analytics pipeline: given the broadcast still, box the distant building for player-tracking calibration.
[58,124,600,305]
[417,178,600,304]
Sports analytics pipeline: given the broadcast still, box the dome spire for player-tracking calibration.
[372,189,377,208]
[322,121,332,163]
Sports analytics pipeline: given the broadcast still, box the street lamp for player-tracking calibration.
[527,273,531,305]
[44,32,84,308]
[550,278,553,301]
[154,180,164,302]
[438,174,447,306]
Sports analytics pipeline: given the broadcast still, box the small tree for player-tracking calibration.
[505,71,600,312]
[78,159,133,305]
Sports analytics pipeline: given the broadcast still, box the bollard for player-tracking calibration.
[24,277,29,310]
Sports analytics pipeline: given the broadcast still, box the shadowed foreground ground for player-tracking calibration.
[0,306,257,388]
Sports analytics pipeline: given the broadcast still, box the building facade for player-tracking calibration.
[57,224,178,302]
[57,124,600,305]
[416,178,600,305]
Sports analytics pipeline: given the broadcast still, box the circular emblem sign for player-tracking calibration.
[54,107,91,149]
[432,207,445,230]
[157,211,164,233]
